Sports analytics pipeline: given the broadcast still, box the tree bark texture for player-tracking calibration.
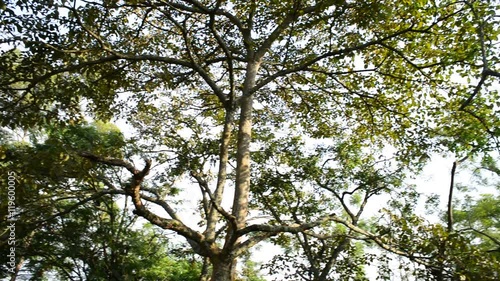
[210,255,236,281]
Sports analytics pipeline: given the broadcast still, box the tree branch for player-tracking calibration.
[209,13,235,104]
[447,161,457,232]
[78,152,138,174]
[190,171,237,227]
[204,111,235,241]
[254,1,331,60]
[237,214,336,237]
[459,227,500,248]
[33,189,124,225]
[78,152,206,250]
[460,1,499,110]
[251,26,415,93]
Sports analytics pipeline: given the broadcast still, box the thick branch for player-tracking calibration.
[78,152,138,174]
[236,214,336,237]
[79,152,205,248]
[320,236,351,280]
[254,3,299,60]
[485,68,500,78]
[233,232,274,257]
[231,61,259,234]
[233,214,339,256]
[205,111,235,241]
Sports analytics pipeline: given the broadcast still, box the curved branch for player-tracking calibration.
[78,152,205,247]
[78,152,138,174]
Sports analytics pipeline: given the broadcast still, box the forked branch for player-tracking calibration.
[79,152,205,249]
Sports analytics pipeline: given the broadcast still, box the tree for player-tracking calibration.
[0,122,127,280]
[0,123,206,281]
[0,199,204,281]
[1,0,500,280]
[455,192,500,257]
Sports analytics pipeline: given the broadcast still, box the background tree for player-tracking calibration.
[0,123,207,281]
[1,0,500,280]
[0,122,125,280]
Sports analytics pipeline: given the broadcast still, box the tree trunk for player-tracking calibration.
[205,110,234,242]
[199,257,211,281]
[233,93,253,229]
[211,255,236,281]
[233,61,259,229]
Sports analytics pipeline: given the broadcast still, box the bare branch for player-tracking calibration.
[485,68,500,78]
[459,72,486,110]
[318,181,356,221]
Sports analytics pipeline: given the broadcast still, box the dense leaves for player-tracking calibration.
[1,0,500,280]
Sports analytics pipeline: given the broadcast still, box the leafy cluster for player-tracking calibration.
[1,0,500,280]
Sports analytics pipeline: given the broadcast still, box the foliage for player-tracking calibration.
[237,259,267,281]
[455,192,500,254]
[452,159,500,265]
[1,0,500,280]
[0,201,203,280]
[0,126,205,280]
[372,209,500,280]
